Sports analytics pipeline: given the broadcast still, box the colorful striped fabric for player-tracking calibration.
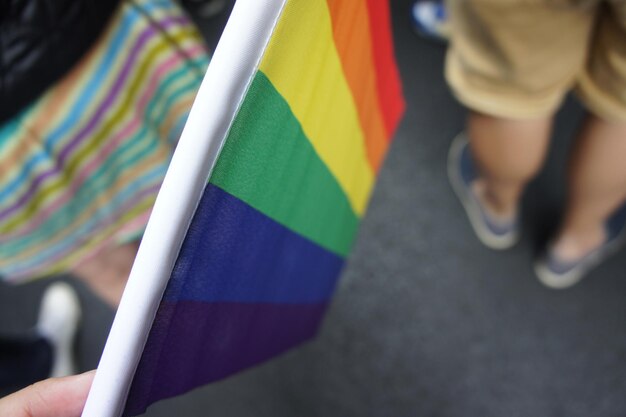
[0,0,208,281]
[86,0,404,415]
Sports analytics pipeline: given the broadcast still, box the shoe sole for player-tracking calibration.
[447,133,519,251]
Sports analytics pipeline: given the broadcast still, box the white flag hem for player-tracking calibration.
[81,1,287,416]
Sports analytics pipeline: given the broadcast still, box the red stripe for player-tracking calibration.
[366,0,405,138]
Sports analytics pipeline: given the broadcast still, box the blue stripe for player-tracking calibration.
[163,184,345,305]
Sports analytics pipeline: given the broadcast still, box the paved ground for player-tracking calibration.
[2,1,626,416]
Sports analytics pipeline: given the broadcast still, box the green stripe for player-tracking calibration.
[209,71,359,257]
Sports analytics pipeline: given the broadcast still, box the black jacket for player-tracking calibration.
[0,0,121,124]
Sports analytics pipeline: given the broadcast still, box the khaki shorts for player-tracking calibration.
[446,0,626,121]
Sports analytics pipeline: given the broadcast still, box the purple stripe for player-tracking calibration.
[0,15,188,221]
[124,301,328,416]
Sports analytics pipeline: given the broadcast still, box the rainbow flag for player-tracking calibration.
[83,0,404,416]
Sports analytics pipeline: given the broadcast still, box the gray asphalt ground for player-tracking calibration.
[2,1,626,416]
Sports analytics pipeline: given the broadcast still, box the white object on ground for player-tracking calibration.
[36,281,81,378]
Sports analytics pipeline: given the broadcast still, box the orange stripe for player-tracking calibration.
[326,0,389,173]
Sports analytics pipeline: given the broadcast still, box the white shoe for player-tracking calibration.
[35,282,81,378]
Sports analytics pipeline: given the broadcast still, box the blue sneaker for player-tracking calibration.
[411,1,450,42]
[448,133,520,250]
[534,204,626,289]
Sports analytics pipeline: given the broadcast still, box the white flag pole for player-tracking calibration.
[81,1,286,415]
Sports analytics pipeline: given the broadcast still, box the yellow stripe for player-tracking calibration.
[258,0,374,216]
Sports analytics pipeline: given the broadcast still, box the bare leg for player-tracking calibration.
[72,242,139,308]
[552,114,626,261]
[468,112,553,219]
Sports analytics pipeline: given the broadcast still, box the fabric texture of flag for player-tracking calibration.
[82,0,404,416]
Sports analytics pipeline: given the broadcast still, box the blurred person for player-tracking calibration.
[0,0,209,307]
[445,0,626,288]
[0,370,95,417]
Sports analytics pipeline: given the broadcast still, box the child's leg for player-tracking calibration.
[468,112,552,219]
[553,115,626,261]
